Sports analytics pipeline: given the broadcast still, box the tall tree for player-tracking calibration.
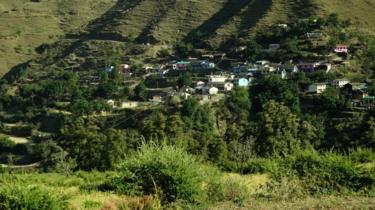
[250,75,300,113]
[255,100,301,157]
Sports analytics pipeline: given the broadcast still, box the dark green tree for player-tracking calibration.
[134,82,147,101]
[255,100,301,157]
[250,75,300,113]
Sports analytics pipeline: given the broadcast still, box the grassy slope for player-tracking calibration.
[0,0,116,76]
[2,0,375,76]
[315,0,375,34]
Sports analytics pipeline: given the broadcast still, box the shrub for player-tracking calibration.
[284,150,375,194]
[207,173,252,206]
[0,184,68,210]
[242,158,280,174]
[110,143,217,203]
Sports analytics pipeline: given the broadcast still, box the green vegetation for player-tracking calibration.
[0,183,68,210]
[2,1,375,209]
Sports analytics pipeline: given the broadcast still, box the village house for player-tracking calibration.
[120,64,133,77]
[334,44,349,54]
[237,78,249,87]
[235,46,248,52]
[308,83,327,94]
[332,78,350,88]
[175,61,191,71]
[306,32,322,39]
[196,81,205,87]
[298,62,332,73]
[224,82,234,91]
[269,44,281,51]
[208,75,228,85]
[232,64,260,74]
[342,83,368,100]
[191,60,215,70]
[105,65,115,72]
[277,23,288,29]
[255,60,270,66]
[298,62,319,72]
[282,64,299,73]
[203,86,219,95]
[150,95,164,103]
[106,99,116,108]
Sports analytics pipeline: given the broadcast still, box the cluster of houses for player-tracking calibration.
[308,78,375,108]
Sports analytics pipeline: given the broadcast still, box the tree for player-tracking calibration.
[244,38,261,62]
[175,42,193,58]
[95,81,117,98]
[134,82,147,101]
[140,111,167,141]
[282,37,299,55]
[165,114,186,147]
[317,87,345,114]
[250,75,300,113]
[177,72,192,88]
[359,117,375,148]
[59,118,128,170]
[255,100,301,157]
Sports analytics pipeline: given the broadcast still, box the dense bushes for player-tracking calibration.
[245,149,375,197]
[285,150,375,194]
[0,184,68,210]
[110,143,218,203]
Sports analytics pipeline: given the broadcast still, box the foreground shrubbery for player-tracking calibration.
[0,183,68,210]
[244,149,375,198]
[0,145,374,209]
[109,143,219,204]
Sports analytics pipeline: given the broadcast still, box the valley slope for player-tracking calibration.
[1,0,375,76]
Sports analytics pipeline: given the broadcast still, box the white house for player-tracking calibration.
[106,100,116,108]
[203,86,219,95]
[332,79,350,88]
[255,60,270,66]
[196,81,205,87]
[208,75,228,84]
[308,83,327,94]
[224,82,234,91]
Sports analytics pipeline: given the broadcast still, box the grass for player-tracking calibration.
[0,172,374,209]
[0,0,115,76]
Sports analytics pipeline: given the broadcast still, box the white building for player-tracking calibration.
[208,75,228,84]
[332,79,350,88]
[224,82,234,91]
[203,86,219,95]
[308,83,327,94]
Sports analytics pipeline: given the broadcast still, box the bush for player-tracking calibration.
[0,184,68,210]
[242,158,280,174]
[284,150,375,195]
[207,173,253,206]
[110,143,218,203]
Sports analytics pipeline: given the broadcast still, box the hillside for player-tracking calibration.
[0,0,116,76]
[1,0,375,76]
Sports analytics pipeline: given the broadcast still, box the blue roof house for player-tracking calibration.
[238,78,249,87]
